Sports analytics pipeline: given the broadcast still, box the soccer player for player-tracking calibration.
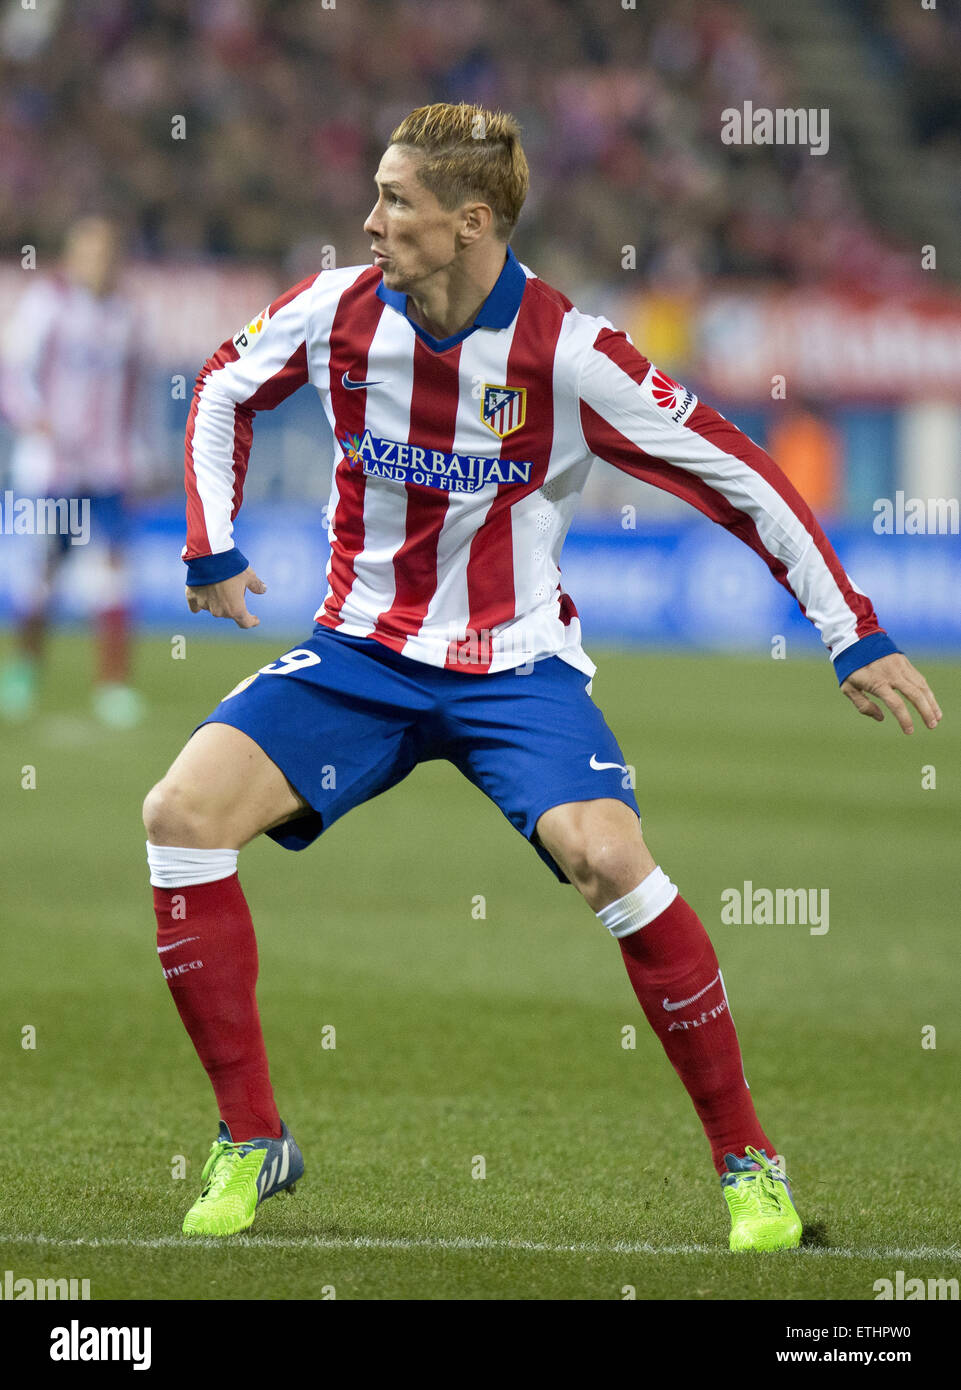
[0,215,147,727]
[144,104,941,1248]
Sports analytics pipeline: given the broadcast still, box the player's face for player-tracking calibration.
[64,217,121,297]
[364,146,464,291]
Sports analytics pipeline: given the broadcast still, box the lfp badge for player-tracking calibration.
[481,384,526,438]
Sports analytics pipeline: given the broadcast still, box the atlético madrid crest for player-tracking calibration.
[480,384,526,438]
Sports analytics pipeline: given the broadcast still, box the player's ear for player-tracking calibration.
[459,201,493,245]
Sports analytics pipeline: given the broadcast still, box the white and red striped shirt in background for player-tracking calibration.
[183,249,897,682]
[0,274,143,495]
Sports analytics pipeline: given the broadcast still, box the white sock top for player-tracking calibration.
[596,867,678,939]
[146,843,239,889]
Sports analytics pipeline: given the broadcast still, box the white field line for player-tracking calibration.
[1,1232,959,1260]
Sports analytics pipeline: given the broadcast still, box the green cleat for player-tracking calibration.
[92,682,145,729]
[182,1120,304,1237]
[0,659,38,722]
[721,1146,802,1252]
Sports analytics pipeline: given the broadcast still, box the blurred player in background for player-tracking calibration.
[0,214,146,727]
[144,103,941,1249]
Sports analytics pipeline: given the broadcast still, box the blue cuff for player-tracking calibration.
[833,631,901,685]
[184,547,249,587]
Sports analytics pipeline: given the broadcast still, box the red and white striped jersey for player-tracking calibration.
[0,274,143,494]
[184,249,892,678]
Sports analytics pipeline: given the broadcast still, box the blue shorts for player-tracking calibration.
[200,627,641,882]
[51,490,129,557]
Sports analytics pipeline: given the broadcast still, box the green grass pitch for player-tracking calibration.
[1,632,958,1300]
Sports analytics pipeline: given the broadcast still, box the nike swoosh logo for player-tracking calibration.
[662,973,720,1012]
[157,936,200,954]
[342,372,384,389]
[589,754,627,772]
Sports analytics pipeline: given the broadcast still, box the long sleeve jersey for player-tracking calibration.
[0,274,143,494]
[183,248,897,681]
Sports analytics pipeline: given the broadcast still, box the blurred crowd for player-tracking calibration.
[0,0,943,295]
[860,0,961,153]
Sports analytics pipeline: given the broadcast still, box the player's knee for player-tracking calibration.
[570,836,631,896]
[142,777,209,846]
[562,825,653,906]
[554,834,592,890]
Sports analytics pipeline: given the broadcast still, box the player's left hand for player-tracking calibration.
[840,653,942,734]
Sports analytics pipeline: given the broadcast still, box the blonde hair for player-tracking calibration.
[389,102,529,240]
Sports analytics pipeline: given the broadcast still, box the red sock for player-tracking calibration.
[96,606,130,684]
[153,874,281,1141]
[619,894,775,1174]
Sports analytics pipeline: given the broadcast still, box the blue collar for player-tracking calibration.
[374,245,526,352]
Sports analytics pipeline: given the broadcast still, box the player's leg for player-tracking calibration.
[143,722,311,1235]
[535,797,777,1168]
[443,656,799,1250]
[535,798,801,1251]
[1,436,63,718]
[144,720,309,849]
[0,534,66,721]
[145,631,431,1234]
[532,798,655,911]
[87,496,144,727]
[144,720,308,1145]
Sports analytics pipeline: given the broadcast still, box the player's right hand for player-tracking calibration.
[185,566,267,629]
